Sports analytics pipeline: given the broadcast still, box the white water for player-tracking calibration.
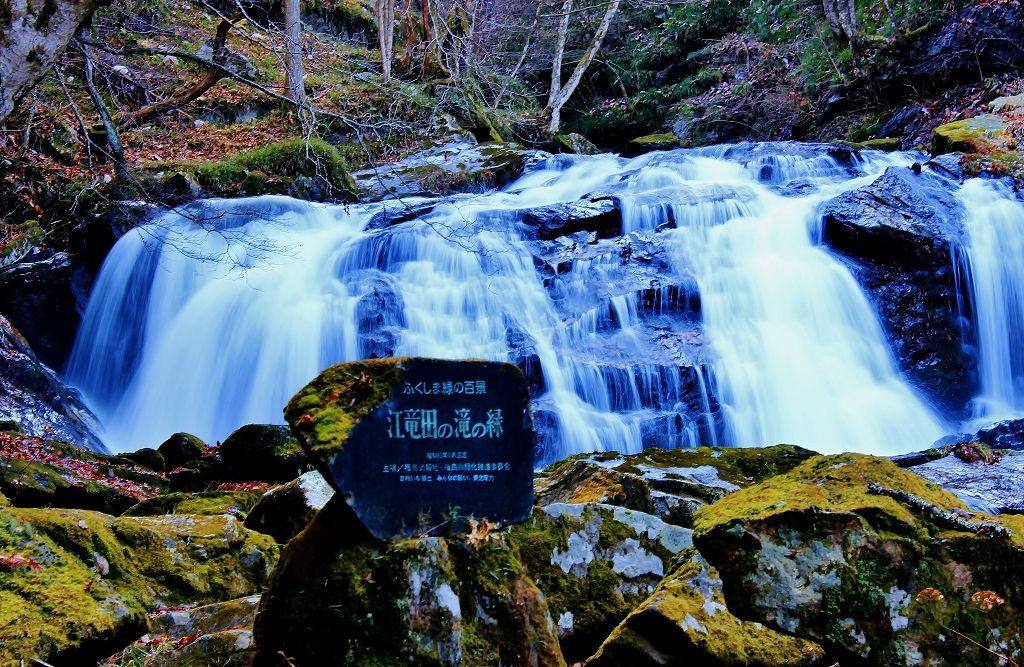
[956,178,1024,428]
[69,144,957,459]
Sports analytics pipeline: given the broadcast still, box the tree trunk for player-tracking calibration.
[0,0,107,125]
[376,0,396,81]
[547,0,573,111]
[546,0,621,133]
[283,0,306,109]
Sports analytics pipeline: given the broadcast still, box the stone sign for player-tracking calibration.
[285,358,535,540]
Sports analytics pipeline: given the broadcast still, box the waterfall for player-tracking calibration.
[955,178,1024,427]
[68,144,952,460]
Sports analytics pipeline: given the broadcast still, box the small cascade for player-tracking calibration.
[955,178,1024,427]
[68,143,957,461]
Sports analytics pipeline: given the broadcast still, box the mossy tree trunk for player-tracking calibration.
[0,0,107,125]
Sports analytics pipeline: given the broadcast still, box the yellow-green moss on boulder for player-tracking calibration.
[536,445,817,527]
[693,453,1024,666]
[0,507,277,665]
[931,114,1012,155]
[122,490,262,519]
[587,549,824,667]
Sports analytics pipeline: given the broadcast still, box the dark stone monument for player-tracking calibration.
[285,357,535,539]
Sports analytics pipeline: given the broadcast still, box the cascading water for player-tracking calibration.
[955,178,1024,428]
[68,144,955,461]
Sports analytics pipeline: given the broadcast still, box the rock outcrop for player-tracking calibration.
[821,164,974,414]
[0,506,277,665]
[694,453,1024,666]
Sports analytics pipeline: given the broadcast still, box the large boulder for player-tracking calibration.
[0,507,277,665]
[0,313,107,451]
[517,199,622,241]
[216,424,308,483]
[352,140,540,200]
[694,453,1024,666]
[252,495,566,666]
[821,164,974,413]
[509,502,692,662]
[123,490,262,519]
[586,549,825,666]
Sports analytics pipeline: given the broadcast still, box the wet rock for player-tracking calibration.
[105,595,261,667]
[694,453,1024,666]
[0,507,277,665]
[0,314,107,452]
[244,470,335,543]
[821,165,974,413]
[877,105,926,140]
[508,502,693,663]
[623,133,681,157]
[586,549,825,667]
[977,418,1024,450]
[252,495,565,666]
[907,449,1024,515]
[353,140,541,200]
[0,247,79,369]
[355,275,406,358]
[517,198,622,241]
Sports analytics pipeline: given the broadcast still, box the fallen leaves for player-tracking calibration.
[0,554,42,571]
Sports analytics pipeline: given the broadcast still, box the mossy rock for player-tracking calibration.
[104,595,261,667]
[536,446,817,527]
[693,453,1024,666]
[623,133,681,157]
[142,138,357,203]
[587,548,825,666]
[122,491,262,519]
[555,132,600,155]
[0,439,169,513]
[123,447,166,472]
[845,137,902,152]
[243,470,335,543]
[931,115,1012,156]
[508,503,693,663]
[252,495,566,666]
[0,507,277,665]
[282,357,416,472]
[157,432,206,470]
[217,424,308,483]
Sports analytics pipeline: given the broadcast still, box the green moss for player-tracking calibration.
[590,549,824,666]
[122,491,261,518]
[284,357,406,465]
[931,115,1011,156]
[0,507,276,665]
[143,138,357,202]
[845,137,902,151]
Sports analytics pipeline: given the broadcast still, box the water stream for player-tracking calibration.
[66,144,1023,461]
